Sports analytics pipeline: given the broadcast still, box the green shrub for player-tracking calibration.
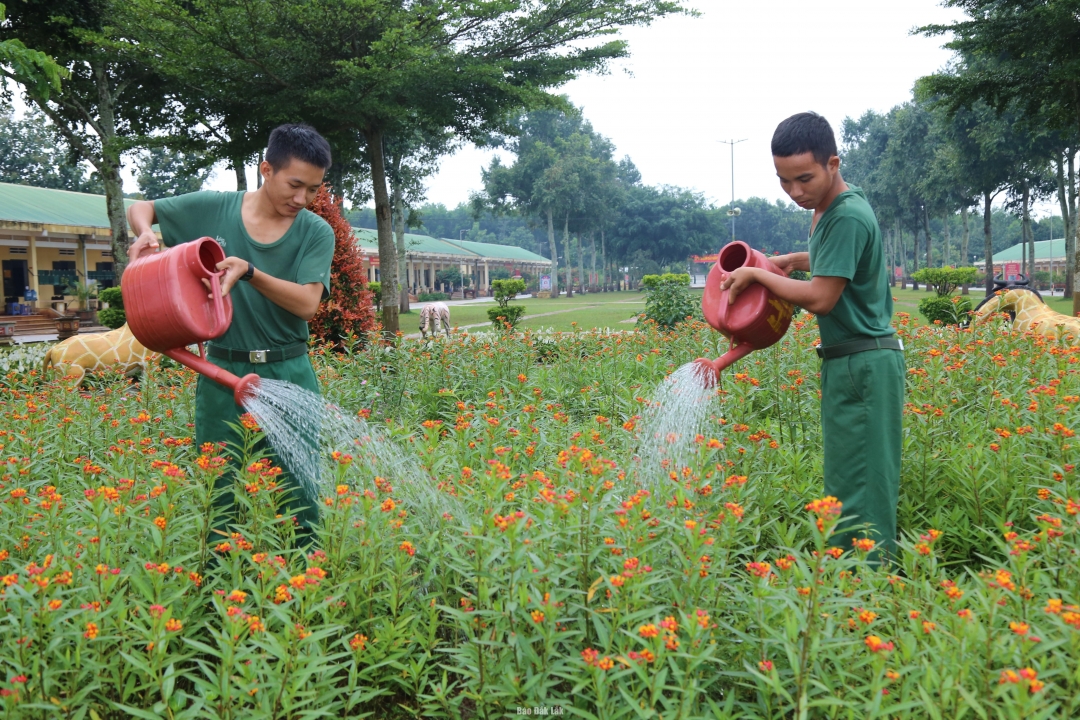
[97,286,126,328]
[488,278,528,329]
[418,291,448,302]
[368,281,382,311]
[641,273,698,329]
[918,295,972,325]
[911,267,978,296]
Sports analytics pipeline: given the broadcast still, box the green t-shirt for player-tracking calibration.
[808,186,894,347]
[153,191,334,350]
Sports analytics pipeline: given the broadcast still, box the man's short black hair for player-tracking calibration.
[265,124,332,171]
[771,112,837,168]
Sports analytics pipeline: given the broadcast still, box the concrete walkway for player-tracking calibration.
[13,326,112,344]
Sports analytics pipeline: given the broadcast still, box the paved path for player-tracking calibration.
[12,326,112,344]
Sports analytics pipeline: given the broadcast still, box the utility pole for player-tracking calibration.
[719,138,747,242]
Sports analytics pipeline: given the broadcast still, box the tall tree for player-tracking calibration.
[920,0,1080,306]
[0,109,103,192]
[135,147,211,199]
[126,0,691,333]
[0,0,169,272]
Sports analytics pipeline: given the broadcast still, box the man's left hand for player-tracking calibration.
[201,257,249,298]
[720,267,761,304]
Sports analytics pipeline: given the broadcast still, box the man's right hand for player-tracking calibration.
[769,253,810,276]
[128,230,160,263]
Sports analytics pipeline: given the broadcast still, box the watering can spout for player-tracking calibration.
[692,343,755,388]
[163,347,260,406]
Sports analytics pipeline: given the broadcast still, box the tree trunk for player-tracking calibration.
[1067,152,1075,297]
[590,233,597,290]
[922,206,933,270]
[391,169,409,314]
[961,205,970,294]
[911,218,920,290]
[365,127,398,335]
[233,158,248,191]
[91,63,130,275]
[896,220,907,290]
[546,209,559,297]
[984,192,994,296]
[1022,181,1033,282]
[563,213,573,298]
[601,229,607,291]
[942,214,951,267]
[578,233,586,295]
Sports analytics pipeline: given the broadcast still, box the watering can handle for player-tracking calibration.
[208,271,229,337]
[716,271,730,327]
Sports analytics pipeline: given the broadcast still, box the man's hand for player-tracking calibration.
[201,257,248,298]
[128,230,160,263]
[720,267,762,304]
[768,252,810,276]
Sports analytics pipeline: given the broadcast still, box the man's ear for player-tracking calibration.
[828,156,841,173]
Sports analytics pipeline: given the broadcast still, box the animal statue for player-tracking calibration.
[43,323,155,385]
[973,288,1080,339]
[419,302,451,339]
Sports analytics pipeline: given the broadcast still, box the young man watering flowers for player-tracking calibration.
[126,124,335,549]
[719,112,905,563]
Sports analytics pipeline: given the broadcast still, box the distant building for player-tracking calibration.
[353,229,551,295]
[975,238,1066,276]
[0,182,553,309]
[0,182,123,306]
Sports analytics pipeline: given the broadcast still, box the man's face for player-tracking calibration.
[260,158,326,217]
[773,153,840,210]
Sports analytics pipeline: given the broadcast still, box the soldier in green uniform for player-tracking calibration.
[126,124,335,548]
[720,112,905,563]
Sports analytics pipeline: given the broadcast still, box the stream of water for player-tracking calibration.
[633,362,721,491]
[242,379,455,519]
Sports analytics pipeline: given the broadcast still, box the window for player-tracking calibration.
[8,248,26,255]
[59,248,76,256]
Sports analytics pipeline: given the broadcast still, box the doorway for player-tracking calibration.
[2,259,28,305]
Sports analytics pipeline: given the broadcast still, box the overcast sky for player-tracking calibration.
[201,1,975,211]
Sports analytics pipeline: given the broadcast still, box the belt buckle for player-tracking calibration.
[249,350,268,364]
[897,339,904,351]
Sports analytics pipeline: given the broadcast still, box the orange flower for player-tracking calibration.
[858,610,878,625]
[864,635,893,653]
[349,633,368,652]
[746,561,772,578]
[638,623,659,639]
[530,610,545,623]
[921,621,936,634]
[399,541,416,556]
[1045,598,1063,614]
[852,537,876,552]
[1009,621,1029,636]
[226,589,247,604]
[165,618,182,632]
[83,622,99,639]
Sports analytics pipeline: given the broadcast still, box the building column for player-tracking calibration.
[483,261,489,293]
[27,234,39,306]
[77,234,88,285]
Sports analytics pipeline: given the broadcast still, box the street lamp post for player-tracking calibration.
[719,138,746,242]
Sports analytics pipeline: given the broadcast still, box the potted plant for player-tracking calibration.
[65,281,97,311]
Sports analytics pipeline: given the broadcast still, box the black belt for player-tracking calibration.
[815,336,904,359]
[206,342,308,364]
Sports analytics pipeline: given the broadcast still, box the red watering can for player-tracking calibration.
[122,237,260,405]
[693,241,794,387]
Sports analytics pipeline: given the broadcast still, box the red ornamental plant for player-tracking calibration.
[306,186,379,347]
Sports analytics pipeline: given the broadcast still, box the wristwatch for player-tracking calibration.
[240,262,255,282]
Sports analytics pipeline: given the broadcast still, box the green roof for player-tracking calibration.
[353,228,475,257]
[441,237,549,263]
[986,238,1066,263]
[353,228,550,264]
[0,182,138,228]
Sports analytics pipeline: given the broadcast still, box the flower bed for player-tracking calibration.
[0,313,1078,717]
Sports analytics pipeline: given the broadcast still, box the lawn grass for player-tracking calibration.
[398,285,1076,334]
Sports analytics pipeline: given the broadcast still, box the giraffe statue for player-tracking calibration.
[43,323,155,385]
[973,288,1080,339]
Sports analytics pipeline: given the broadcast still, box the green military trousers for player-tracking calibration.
[820,348,905,563]
[195,353,321,546]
